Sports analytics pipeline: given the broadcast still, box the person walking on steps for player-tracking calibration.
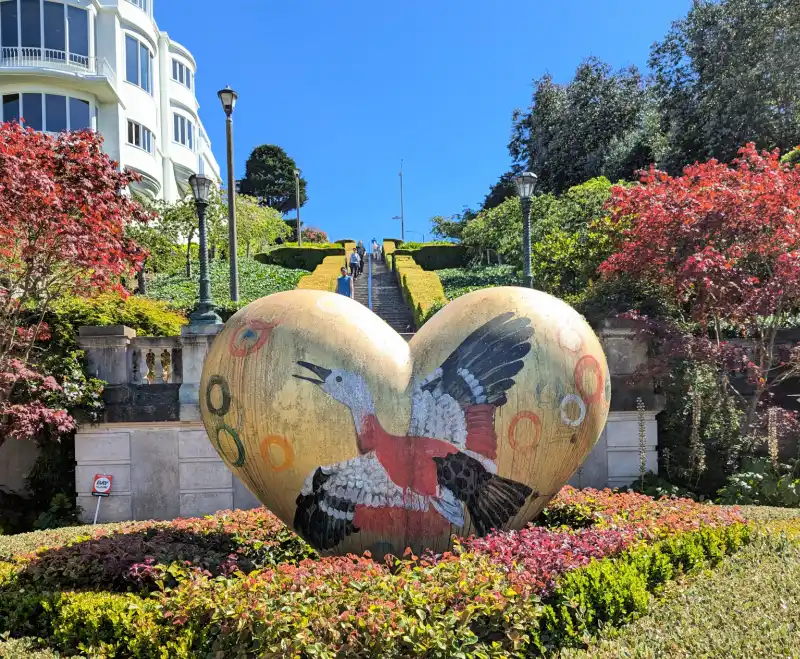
[357,241,366,275]
[336,266,354,298]
[349,248,361,278]
[371,238,380,261]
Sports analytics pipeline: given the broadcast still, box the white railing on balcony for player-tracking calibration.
[0,47,116,87]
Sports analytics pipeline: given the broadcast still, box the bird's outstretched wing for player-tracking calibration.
[294,453,424,550]
[409,312,533,459]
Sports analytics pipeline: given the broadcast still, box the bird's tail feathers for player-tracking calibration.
[467,474,532,536]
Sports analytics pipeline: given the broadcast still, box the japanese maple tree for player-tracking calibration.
[0,122,150,447]
[600,143,800,434]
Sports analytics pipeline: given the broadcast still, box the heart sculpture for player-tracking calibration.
[200,286,610,557]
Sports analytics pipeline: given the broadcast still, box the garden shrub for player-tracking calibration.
[254,245,344,271]
[0,492,752,658]
[296,255,349,292]
[394,244,468,270]
[146,258,305,314]
[394,255,447,328]
[383,239,400,266]
[45,294,186,354]
[437,265,519,301]
[716,457,800,507]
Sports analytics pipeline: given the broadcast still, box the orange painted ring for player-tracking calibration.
[260,435,294,472]
[574,355,604,404]
[229,319,275,358]
[508,411,542,453]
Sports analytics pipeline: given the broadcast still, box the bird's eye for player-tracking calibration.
[335,376,343,383]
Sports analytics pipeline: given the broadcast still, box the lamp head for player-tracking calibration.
[514,172,538,200]
[217,85,238,116]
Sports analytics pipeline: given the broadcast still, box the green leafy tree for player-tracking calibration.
[149,188,226,278]
[651,0,800,172]
[481,172,518,211]
[239,145,308,213]
[429,208,475,241]
[510,59,656,193]
[235,195,289,257]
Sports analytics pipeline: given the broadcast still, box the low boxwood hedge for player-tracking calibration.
[394,254,448,328]
[255,245,345,271]
[296,254,349,292]
[394,244,468,271]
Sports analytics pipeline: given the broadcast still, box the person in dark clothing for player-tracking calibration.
[356,241,366,275]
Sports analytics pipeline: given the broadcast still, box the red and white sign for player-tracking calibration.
[91,474,113,497]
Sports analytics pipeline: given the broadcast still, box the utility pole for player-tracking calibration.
[295,169,302,246]
[399,159,405,242]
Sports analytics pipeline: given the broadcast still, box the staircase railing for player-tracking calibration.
[367,241,373,311]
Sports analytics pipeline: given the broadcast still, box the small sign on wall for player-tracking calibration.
[91,474,113,524]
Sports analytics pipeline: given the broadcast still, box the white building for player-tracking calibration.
[0,0,221,202]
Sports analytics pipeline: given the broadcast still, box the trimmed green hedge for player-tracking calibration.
[393,244,468,271]
[394,254,447,328]
[255,245,344,271]
[297,255,349,292]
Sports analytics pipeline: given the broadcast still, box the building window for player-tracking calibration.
[127,120,153,153]
[173,113,194,150]
[1,92,91,131]
[125,0,148,12]
[125,34,152,94]
[0,1,90,66]
[171,59,192,90]
[198,155,205,175]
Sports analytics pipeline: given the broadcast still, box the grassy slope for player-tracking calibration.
[560,507,800,659]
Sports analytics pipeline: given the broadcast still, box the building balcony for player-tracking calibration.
[0,47,120,104]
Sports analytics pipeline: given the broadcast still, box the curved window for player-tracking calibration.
[125,0,148,12]
[0,1,90,67]
[1,91,91,131]
[173,113,193,150]
[171,59,191,90]
[125,34,152,94]
[127,119,153,153]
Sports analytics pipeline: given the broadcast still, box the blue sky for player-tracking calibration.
[158,0,691,243]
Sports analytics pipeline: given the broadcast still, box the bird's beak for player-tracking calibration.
[293,360,331,386]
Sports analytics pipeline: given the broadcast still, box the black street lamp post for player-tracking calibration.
[514,172,538,288]
[188,174,222,325]
[218,85,239,303]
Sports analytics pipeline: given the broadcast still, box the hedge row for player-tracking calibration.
[296,254,348,292]
[394,254,448,328]
[393,244,468,271]
[254,245,344,271]
[0,523,752,658]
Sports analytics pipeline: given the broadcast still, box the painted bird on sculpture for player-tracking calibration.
[293,312,535,550]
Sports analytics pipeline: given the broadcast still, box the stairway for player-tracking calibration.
[354,256,415,337]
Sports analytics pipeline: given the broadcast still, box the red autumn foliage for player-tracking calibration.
[600,143,800,431]
[0,123,151,446]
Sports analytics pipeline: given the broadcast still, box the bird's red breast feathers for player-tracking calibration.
[464,404,498,459]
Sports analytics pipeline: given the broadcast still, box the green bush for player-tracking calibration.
[716,458,800,507]
[394,255,447,328]
[296,255,349,292]
[45,294,187,353]
[394,244,468,271]
[437,265,519,300]
[534,523,751,653]
[147,258,305,314]
[255,245,344,270]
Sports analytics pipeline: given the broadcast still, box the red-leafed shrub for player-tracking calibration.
[0,123,150,450]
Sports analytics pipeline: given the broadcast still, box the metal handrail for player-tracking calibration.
[0,47,116,86]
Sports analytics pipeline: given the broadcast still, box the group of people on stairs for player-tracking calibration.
[336,239,383,299]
